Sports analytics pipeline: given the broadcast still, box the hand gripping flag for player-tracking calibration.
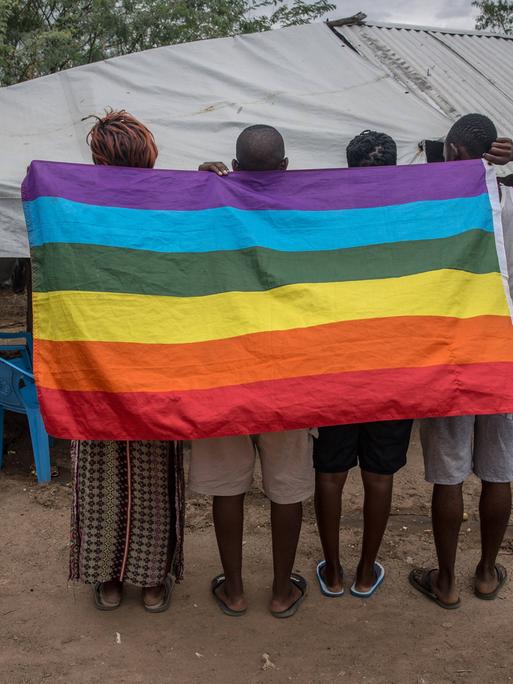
[22,159,513,440]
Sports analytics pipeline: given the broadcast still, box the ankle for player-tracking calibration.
[435,568,456,592]
[357,559,376,579]
[476,559,497,577]
[357,557,375,572]
[222,577,244,600]
[272,578,295,600]
[324,559,343,577]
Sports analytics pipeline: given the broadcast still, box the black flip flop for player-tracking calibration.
[270,573,308,619]
[408,568,461,610]
[93,582,123,611]
[211,574,247,617]
[474,564,508,600]
[143,576,174,613]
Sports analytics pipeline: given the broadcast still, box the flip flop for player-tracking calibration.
[350,562,385,598]
[143,576,174,613]
[409,568,461,610]
[316,560,344,597]
[270,573,308,619]
[474,564,508,600]
[93,582,123,611]
[211,574,247,617]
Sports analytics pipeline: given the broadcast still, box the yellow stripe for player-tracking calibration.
[33,270,511,345]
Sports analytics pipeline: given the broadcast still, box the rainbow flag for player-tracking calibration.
[22,159,513,440]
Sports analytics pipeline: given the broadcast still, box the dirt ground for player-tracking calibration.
[1,290,513,684]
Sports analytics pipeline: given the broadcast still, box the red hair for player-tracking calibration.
[86,109,158,168]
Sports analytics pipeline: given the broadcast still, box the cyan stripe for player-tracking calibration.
[25,193,494,253]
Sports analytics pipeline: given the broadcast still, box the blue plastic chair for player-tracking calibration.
[0,332,51,483]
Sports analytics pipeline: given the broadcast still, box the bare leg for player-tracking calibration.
[430,483,463,605]
[212,494,247,612]
[354,471,393,592]
[314,471,348,592]
[269,501,303,612]
[475,481,511,594]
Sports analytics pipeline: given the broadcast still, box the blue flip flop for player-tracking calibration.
[316,560,345,597]
[350,562,385,598]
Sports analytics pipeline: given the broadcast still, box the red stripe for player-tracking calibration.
[37,362,513,440]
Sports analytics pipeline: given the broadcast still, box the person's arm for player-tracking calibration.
[483,138,513,165]
[198,161,230,176]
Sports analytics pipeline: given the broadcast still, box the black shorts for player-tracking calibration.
[313,420,413,476]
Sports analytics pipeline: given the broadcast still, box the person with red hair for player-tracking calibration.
[69,110,184,613]
[86,109,159,168]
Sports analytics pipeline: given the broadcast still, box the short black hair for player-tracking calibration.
[445,113,497,159]
[235,125,285,171]
[346,130,397,167]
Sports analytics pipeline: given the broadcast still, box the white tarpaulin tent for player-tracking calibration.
[0,22,459,257]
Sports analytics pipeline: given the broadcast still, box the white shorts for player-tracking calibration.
[189,430,315,504]
[420,415,513,485]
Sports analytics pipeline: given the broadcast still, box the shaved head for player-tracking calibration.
[234,125,287,171]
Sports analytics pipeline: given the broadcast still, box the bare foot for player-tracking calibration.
[320,563,344,594]
[142,585,165,608]
[215,580,247,613]
[270,579,302,614]
[429,569,460,606]
[99,580,123,605]
[354,561,376,593]
[474,562,502,595]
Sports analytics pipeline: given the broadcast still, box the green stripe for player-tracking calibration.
[31,230,499,297]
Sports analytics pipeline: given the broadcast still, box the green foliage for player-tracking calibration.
[473,0,513,34]
[0,0,335,85]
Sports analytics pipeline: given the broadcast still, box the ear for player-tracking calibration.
[232,159,239,171]
[450,143,463,161]
[279,157,289,170]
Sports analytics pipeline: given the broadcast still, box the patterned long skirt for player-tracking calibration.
[69,440,184,587]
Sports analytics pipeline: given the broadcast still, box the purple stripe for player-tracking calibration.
[22,159,487,211]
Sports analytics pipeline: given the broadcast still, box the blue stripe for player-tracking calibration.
[25,194,494,253]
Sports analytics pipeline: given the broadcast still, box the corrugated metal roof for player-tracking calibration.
[334,19,513,136]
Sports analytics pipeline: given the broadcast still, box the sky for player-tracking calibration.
[322,0,478,30]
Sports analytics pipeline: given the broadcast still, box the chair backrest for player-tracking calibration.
[0,332,34,413]
[0,357,28,413]
[0,331,33,369]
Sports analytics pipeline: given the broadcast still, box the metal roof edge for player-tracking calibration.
[330,16,513,40]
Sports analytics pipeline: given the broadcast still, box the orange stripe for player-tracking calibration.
[35,315,513,394]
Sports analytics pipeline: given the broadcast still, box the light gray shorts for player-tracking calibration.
[420,415,513,485]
